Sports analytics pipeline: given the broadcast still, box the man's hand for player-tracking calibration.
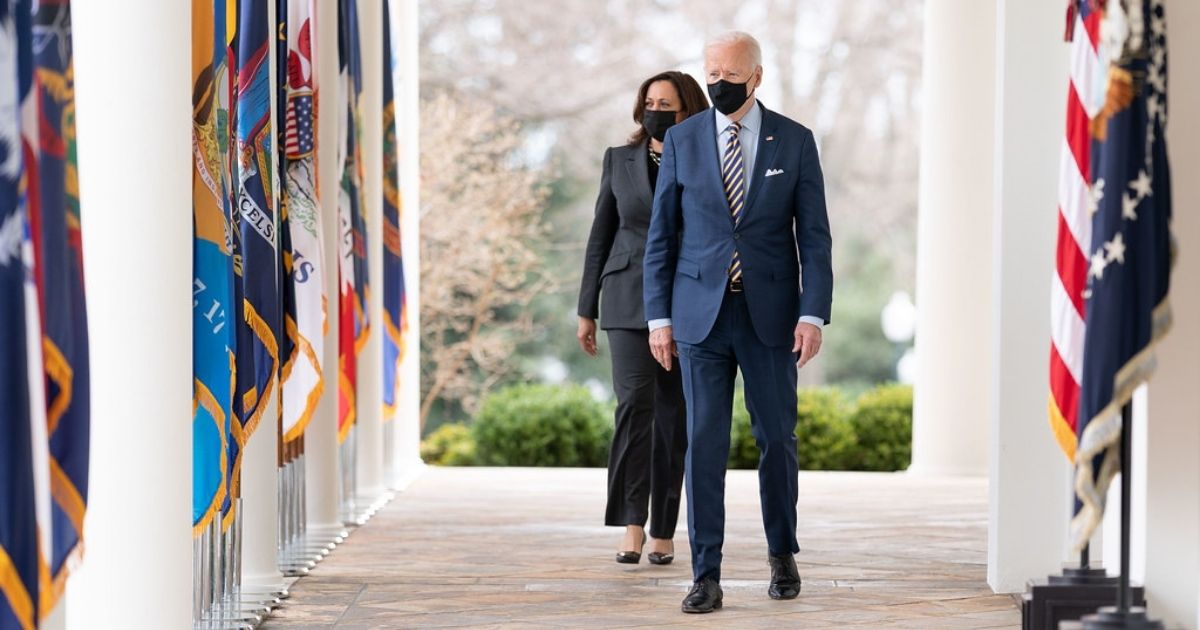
[793,321,822,369]
[649,326,678,371]
[577,317,599,357]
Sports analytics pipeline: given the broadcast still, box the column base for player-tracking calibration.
[388,458,426,491]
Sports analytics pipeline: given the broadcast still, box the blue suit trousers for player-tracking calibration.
[676,290,800,583]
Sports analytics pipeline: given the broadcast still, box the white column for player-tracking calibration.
[239,399,283,589]
[389,0,425,490]
[356,0,387,501]
[986,0,1072,593]
[1142,1,1200,624]
[239,0,285,592]
[306,0,343,532]
[65,2,192,628]
[910,0,995,477]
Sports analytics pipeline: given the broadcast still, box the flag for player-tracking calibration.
[3,1,57,625]
[1071,0,1173,550]
[1049,1,1102,461]
[232,0,279,456]
[1,4,41,628]
[192,0,234,538]
[381,1,407,423]
[336,0,365,444]
[26,1,88,610]
[20,131,50,630]
[278,0,324,443]
[217,0,239,533]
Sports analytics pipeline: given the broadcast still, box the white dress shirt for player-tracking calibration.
[648,101,824,334]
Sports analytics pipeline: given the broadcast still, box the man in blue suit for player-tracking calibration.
[643,31,833,614]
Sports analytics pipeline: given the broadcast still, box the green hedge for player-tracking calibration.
[420,423,477,466]
[797,388,858,470]
[730,383,912,471]
[471,383,613,467]
[421,382,912,471]
[846,383,913,471]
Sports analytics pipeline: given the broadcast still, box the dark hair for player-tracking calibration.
[628,71,710,145]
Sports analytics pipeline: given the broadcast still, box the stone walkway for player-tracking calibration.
[261,467,1019,629]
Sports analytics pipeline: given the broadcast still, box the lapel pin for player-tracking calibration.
[766,136,775,142]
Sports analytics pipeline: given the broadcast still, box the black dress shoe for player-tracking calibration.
[681,578,723,613]
[615,532,646,564]
[767,553,802,600]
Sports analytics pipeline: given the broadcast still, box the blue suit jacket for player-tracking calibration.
[643,104,833,348]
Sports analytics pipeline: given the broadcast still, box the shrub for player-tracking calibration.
[847,384,913,471]
[729,386,855,471]
[729,384,911,472]
[472,383,613,467]
[796,388,856,471]
[420,423,477,466]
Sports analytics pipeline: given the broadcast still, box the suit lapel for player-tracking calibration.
[697,110,734,225]
[624,140,654,210]
[743,105,779,215]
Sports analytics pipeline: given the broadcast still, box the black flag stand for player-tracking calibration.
[1078,403,1163,629]
[1022,404,1148,629]
[1022,526,1132,628]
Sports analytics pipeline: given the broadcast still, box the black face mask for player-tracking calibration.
[642,110,678,142]
[707,78,754,116]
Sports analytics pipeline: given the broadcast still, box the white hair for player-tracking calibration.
[703,31,763,68]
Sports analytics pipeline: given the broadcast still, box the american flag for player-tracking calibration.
[284,92,314,158]
[1048,0,1101,461]
[1070,0,1173,550]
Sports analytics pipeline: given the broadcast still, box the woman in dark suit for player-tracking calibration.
[577,71,709,565]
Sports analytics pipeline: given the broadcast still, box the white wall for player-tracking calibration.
[1141,2,1200,626]
[987,0,1073,594]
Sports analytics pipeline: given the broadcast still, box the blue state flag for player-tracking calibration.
[381,2,407,421]
[29,1,90,605]
[1072,0,1174,549]
[1,2,41,628]
[193,0,234,536]
[233,0,279,457]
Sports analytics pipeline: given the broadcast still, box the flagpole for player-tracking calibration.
[194,535,205,628]
[1078,403,1162,629]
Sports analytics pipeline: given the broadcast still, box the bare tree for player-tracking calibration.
[418,0,927,398]
[419,91,551,428]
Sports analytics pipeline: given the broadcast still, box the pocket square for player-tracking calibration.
[765,168,784,177]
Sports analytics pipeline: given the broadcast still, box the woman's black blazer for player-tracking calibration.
[578,140,658,330]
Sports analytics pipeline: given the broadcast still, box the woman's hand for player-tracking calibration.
[577,317,599,356]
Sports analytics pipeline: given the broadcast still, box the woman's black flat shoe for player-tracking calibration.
[647,552,674,565]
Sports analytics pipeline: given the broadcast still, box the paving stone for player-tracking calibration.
[260,467,1018,629]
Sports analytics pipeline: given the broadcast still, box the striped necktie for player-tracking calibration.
[722,121,745,282]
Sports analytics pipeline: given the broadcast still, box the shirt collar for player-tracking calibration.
[715,99,762,135]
